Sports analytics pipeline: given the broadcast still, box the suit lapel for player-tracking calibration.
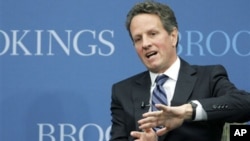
[131,71,151,131]
[171,59,197,106]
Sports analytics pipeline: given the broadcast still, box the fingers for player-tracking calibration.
[155,104,169,112]
[137,104,186,136]
[130,129,153,138]
[138,105,170,131]
[131,129,157,141]
[142,109,163,117]
[130,131,141,139]
[142,104,168,117]
[139,109,166,128]
[156,127,169,136]
[138,119,156,129]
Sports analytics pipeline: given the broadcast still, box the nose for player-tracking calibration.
[142,37,151,50]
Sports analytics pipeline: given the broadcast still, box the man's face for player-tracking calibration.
[130,14,178,73]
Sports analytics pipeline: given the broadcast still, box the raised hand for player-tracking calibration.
[138,104,193,136]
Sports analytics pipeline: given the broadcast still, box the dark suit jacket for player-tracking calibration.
[110,59,250,141]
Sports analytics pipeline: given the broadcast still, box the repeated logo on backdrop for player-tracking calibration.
[38,123,111,141]
[0,29,115,56]
[178,30,250,56]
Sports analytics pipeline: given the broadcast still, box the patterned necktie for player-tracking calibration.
[151,74,168,111]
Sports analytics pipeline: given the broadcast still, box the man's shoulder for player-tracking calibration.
[180,58,226,72]
[191,64,225,69]
[180,58,225,69]
[189,64,228,77]
[191,64,226,71]
[180,58,227,75]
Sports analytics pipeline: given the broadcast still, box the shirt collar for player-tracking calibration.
[149,57,180,86]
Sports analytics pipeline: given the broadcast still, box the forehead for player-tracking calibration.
[130,14,163,35]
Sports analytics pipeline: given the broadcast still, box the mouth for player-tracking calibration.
[146,51,157,59]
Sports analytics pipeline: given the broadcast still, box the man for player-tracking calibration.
[110,1,250,141]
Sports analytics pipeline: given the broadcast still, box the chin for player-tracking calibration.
[147,67,160,73]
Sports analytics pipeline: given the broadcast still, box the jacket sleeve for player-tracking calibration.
[198,65,250,122]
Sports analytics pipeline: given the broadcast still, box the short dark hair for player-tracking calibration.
[126,1,178,38]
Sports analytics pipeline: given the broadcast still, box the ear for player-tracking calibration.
[170,27,178,47]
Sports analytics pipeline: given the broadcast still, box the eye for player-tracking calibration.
[133,37,141,43]
[150,32,157,37]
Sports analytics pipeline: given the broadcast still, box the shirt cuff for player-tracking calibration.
[192,100,207,121]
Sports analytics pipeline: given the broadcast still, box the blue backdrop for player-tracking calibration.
[0,0,250,141]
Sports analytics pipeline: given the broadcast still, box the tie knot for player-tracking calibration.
[155,75,168,86]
